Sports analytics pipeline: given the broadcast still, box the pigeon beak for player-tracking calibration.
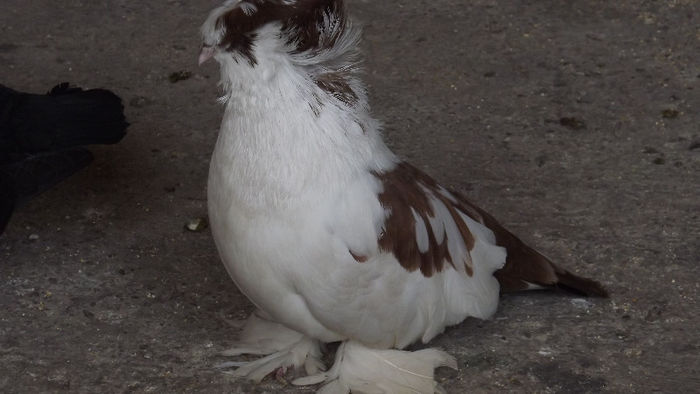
[198,46,215,66]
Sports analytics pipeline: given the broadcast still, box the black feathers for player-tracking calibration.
[0,83,128,234]
[0,83,127,154]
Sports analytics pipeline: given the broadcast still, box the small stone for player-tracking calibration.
[185,218,208,232]
[28,234,39,241]
[661,109,679,119]
[570,298,593,309]
[129,96,152,108]
[537,348,553,356]
[623,348,643,357]
[535,154,548,167]
[169,70,193,83]
[559,117,586,130]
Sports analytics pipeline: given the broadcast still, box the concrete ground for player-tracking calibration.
[1,0,698,392]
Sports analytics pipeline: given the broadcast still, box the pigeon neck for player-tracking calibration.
[211,56,396,211]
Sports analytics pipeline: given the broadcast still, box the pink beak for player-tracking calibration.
[199,46,215,66]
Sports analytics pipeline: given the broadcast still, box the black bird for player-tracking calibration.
[0,83,128,235]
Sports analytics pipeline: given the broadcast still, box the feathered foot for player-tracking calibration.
[293,341,457,394]
[216,312,325,382]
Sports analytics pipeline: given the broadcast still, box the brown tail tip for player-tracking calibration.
[555,270,609,298]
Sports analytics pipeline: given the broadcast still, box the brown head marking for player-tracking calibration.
[216,0,346,65]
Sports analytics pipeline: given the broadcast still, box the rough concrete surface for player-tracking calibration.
[1,0,698,393]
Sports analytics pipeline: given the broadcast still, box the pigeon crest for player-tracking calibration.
[200,0,363,109]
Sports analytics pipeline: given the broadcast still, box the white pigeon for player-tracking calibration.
[199,1,608,393]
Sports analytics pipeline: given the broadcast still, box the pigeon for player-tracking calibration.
[200,1,608,393]
[0,83,128,235]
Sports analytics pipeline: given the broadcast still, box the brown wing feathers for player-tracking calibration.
[375,163,455,277]
[375,162,608,297]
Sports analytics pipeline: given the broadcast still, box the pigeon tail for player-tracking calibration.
[550,268,610,298]
[492,242,609,297]
[452,192,609,297]
[489,220,608,297]
[0,83,128,153]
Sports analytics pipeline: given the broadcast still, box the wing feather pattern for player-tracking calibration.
[372,162,608,297]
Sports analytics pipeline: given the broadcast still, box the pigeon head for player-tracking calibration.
[199,0,355,67]
[200,0,365,110]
